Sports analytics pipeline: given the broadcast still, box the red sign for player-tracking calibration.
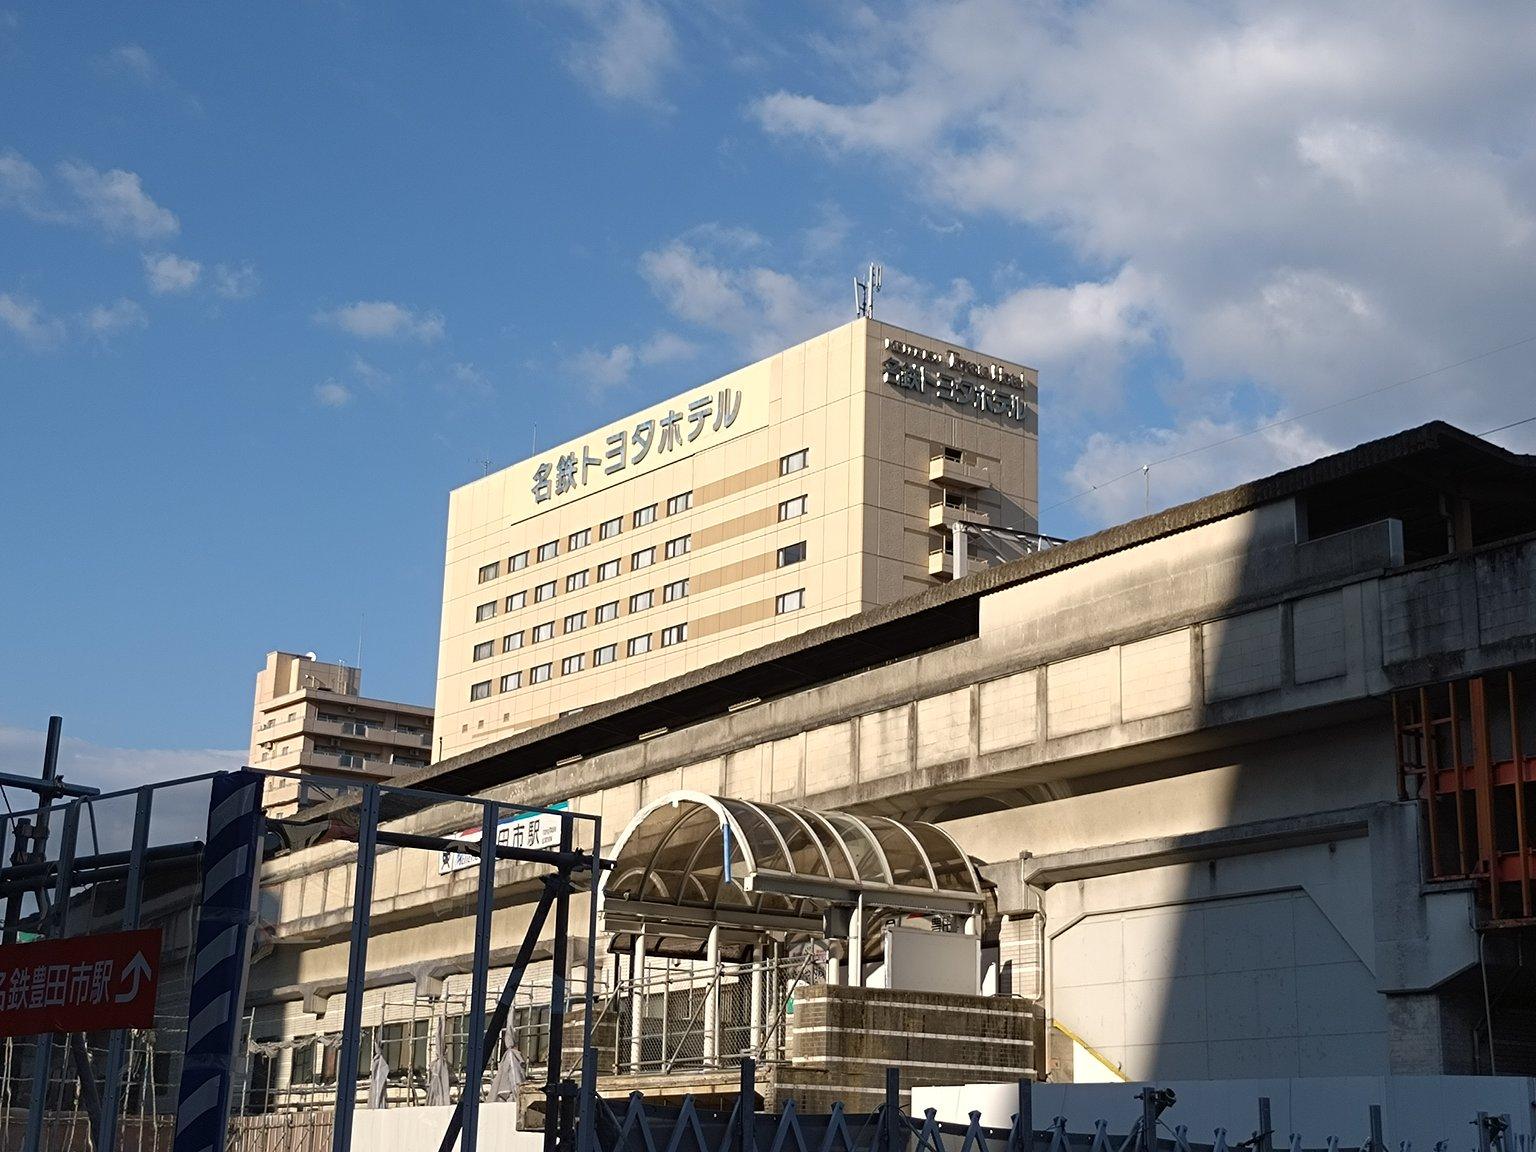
[0,928,163,1037]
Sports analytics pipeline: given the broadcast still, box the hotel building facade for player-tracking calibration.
[433,317,1040,760]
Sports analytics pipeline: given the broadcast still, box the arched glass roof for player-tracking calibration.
[602,791,983,946]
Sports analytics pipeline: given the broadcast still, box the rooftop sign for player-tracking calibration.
[479,373,769,529]
[882,337,1033,422]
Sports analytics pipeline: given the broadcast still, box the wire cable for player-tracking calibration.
[1044,332,1536,516]
[1480,414,1536,438]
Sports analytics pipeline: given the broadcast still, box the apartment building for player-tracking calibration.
[433,316,1040,759]
[249,650,435,812]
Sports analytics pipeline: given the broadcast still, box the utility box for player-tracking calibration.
[883,926,980,995]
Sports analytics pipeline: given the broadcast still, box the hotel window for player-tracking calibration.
[667,491,692,515]
[534,580,556,603]
[664,535,691,559]
[472,640,494,662]
[537,540,558,562]
[470,680,492,701]
[564,611,587,634]
[530,663,552,684]
[533,621,555,643]
[776,589,805,615]
[475,601,496,622]
[509,550,529,571]
[566,569,589,592]
[627,634,652,657]
[561,654,584,676]
[629,590,654,613]
[500,672,522,692]
[593,643,617,666]
[777,541,807,567]
[600,516,623,540]
[506,591,526,611]
[632,547,655,571]
[503,631,524,653]
[663,579,689,603]
[478,561,500,584]
[633,504,657,528]
[780,448,809,475]
[661,622,688,647]
[568,528,591,551]
[596,600,619,623]
[597,559,620,581]
[779,495,808,521]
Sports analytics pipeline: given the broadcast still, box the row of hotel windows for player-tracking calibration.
[472,542,807,661]
[472,496,808,624]
[468,587,806,701]
[475,448,812,587]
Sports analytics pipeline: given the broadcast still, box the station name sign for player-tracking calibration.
[882,338,1032,422]
[439,802,570,874]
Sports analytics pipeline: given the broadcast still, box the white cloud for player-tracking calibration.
[142,251,201,294]
[801,202,850,260]
[98,44,203,114]
[314,379,354,408]
[0,292,64,349]
[80,298,148,339]
[2,151,179,240]
[349,355,391,388]
[573,345,637,389]
[212,261,260,299]
[639,236,844,358]
[559,0,679,110]
[0,725,244,843]
[753,0,1536,522]
[315,300,445,342]
[441,361,495,398]
[571,329,699,393]
[104,43,160,84]
[638,330,698,365]
[0,149,52,219]
[56,159,179,240]
[1062,417,1337,526]
[967,267,1159,409]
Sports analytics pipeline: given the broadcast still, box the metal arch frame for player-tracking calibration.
[601,791,986,944]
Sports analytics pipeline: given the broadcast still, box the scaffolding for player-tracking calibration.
[1394,665,1536,925]
[0,722,604,1152]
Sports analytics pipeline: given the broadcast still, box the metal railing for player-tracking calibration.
[609,951,824,1077]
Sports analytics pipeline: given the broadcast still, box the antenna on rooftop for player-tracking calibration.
[854,262,883,319]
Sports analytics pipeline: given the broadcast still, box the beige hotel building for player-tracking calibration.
[433,316,1039,760]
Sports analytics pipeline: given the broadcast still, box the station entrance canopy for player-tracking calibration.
[602,791,984,954]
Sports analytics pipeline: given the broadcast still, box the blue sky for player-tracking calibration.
[3,2,1534,775]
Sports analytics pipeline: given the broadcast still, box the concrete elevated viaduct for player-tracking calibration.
[248,422,1536,1095]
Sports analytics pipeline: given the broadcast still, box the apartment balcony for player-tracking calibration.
[253,713,306,745]
[928,455,990,490]
[928,502,990,530]
[299,749,393,778]
[928,549,989,580]
[306,718,432,748]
